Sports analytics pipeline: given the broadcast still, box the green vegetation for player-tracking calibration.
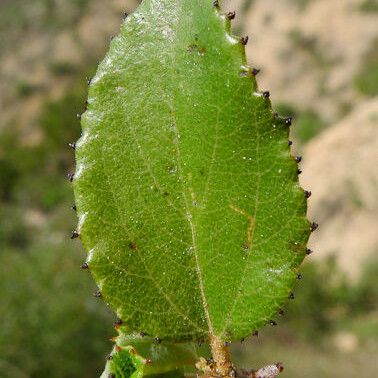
[359,0,378,12]
[49,61,79,76]
[292,0,313,11]
[241,0,255,13]
[0,244,113,378]
[287,29,336,68]
[0,0,90,54]
[15,80,39,98]
[354,38,378,96]
[286,257,378,341]
[0,64,113,377]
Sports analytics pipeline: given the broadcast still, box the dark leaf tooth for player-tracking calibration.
[297,273,303,280]
[240,337,245,343]
[310,222,319,232]
[306,248,314,255]
[67,173,75,182]
[68,142,76,150]
[278,309,285,316]
[252,68,260,76]
[140,331,146,337]
[288,140,293,146]
[94,290,102,298]
[240,36,249,45]
[114,317,123,327]
[154,337,162,344]
[70,230,79,239]
[288,292,295,300]
[252,331,259,337]
[269,320,277,326]
[81,262,89,270]
[295,156,302,163]
[106,354,113,360]
[297,169,302,175]
[285,117,293,126]
[71,205,77,211]
[227,11,236,20]
[276,363,284,372]
[87,78,92,85]
[262,91,270,98]
[304,190,312,198]
[213,0,219,7]
[124,12,129,19]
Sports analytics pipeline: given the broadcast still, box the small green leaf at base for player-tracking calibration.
[101,334,197,378]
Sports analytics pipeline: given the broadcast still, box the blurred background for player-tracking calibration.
[0,0,377,376]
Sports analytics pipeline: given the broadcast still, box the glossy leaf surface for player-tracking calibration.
[74,0,310,343]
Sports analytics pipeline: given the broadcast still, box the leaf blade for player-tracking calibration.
[74,0,310,342]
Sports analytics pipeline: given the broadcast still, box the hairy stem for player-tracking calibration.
[210,335,234,377]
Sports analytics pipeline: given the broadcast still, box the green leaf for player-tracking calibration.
[73,0,310,344]
[100,333,196,377]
